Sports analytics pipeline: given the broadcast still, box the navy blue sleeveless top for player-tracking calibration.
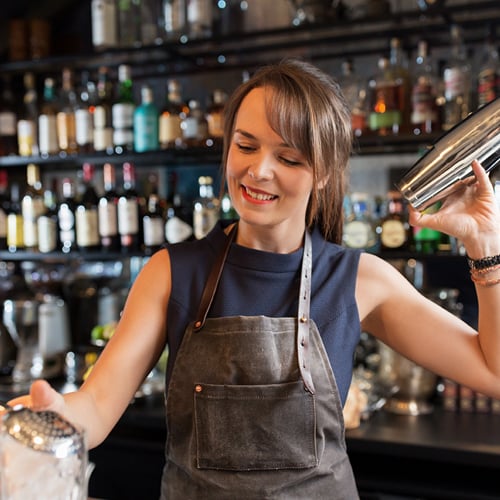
[165,221,362,404]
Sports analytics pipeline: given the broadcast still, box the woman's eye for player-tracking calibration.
[236,143,255,153]
[280,157,302,166]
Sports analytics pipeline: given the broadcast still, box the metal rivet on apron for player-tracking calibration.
[299,315,307,323]
[194,321,202,328]
[195,385,203,393]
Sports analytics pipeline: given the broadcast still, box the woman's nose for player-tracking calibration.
[248,155,273,180]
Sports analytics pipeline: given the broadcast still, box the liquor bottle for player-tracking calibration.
[75,70,96,154]
[117,161,141,252]
[342,193,378,252]
[143,173,165,254]
[98,162,120,252]
[91,0,118,51]
[165,171,193,243]
[112,64,135,152]
[162,0,187,41]
[140,0,160,45]
[57,177,77,253]
[220,191,238,221]
[0,75,18,156]
[442,24,471,131]
[75,162,101,252]
[21,163,45,252]
[368,56,401,136]
[17,72,39,157]
[477,26,500,108]
[117,0,141,48]
[7,183,24,253]
[193,175,219,239]
[93,66,114,154]
[206,89,226,146]
[181,99,208,147]
[133,85,159,152]
[38,77,59,156]
[159,79,187,149]
[378,193,412,252]
[411,40,441,135]
[386,37,411,134]
[338,59,368,137]
[56,67,78,155]
[37,178,59,253]
[187,0,213,39]
[0,170,9,250]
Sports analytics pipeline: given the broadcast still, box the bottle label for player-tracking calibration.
[38,114,59,154]
[17,119,37,156]
[164,0,186,36]
[165,216,193,243]
[117,198,139,235]
[58,204,75,248]
[411,82,437,125]
[91,0,118,48]
[113,128,134,147]
[22,196,45,248]
[143,217,164,246]
[7,214,23,250]
[343,220,371,249]
[75,207,100,246]
[98,201,118,237]
[56,111,76,151]
[37,216,58,253]
[94,105,109,129]
[444,67,466,99]
[0,209,6,238]
[159,114,182,145]
[112,103,134,129]
[94,127,114,151]
[0,112,16,135]
[380,219,406,248]
[75,109,93,146]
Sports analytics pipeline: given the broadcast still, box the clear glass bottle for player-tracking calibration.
[117,161,141,252]
[133,85,159,152]
[143,173,165,254]
[0,74,18,156]
[187,0,213,39]
[181,99,208,147]
[57,177,77,254]
[159,79,187,149]
[193,175,219,239]
[411,39,441,135]
[442,24,471,131]
[162,0,187,41]
[56,67,78,155]
[17,72,39,157]
[342,193,378,252]
[21,163,45,252]
[165,171,193,243]
[38,77,59,156]
[75,162,101,252]
[98,162,121,252]
[368,56,402,136]
[112,64,135,152]
[93,66,115,154]
[91,0,118,51]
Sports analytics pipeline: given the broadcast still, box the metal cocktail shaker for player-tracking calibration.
[396,97,500,211]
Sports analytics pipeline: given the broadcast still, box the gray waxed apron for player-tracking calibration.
[162,225,359,499]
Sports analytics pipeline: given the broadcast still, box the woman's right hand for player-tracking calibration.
[7,379,66,414]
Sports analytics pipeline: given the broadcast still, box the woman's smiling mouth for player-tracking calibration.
[242,185,278,202]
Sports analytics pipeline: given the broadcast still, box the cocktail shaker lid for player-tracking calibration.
[1,406,84,458]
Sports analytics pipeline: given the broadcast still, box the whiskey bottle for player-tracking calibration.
[17,72,39,157]
[206,89,226,147]
[0,75,18,156]
[378,193,412,252]
[56,67,78,155]
[181,99,208,148]
[7,183,24,253]
[159,79,187,149]
[21,163,45,252]
[342,193,377,252]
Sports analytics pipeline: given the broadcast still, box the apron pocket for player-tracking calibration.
[194,380,317,471]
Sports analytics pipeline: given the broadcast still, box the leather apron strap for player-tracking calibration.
[193,224,315,394]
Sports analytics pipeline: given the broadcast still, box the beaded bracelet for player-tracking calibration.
[470,273,500,287]
[469,263,500,276]
[467,254,500,271]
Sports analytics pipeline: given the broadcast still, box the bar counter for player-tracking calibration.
[86,393,500,500]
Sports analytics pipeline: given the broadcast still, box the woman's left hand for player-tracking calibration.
[409,160,500,258]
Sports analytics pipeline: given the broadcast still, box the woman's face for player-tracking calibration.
[226,87,314,236]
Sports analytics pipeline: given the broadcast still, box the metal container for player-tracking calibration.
[396,97,500,211]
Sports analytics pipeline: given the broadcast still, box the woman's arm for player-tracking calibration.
[8,248,172,449]
[358,160,500,399]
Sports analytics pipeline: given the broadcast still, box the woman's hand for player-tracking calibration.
[7,379,66,413]
[409,160,500,258]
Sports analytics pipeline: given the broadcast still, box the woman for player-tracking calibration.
[10,59,500,498]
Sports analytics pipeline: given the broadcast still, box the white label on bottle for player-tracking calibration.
[38,114,58,154]
[444,67,466,99]
[17,119,37,156]
[159,114,182,144]
[117,198,139,235]
[113,128,134,147]
[343,220,370,249]
[75,109,93,146]
[58,204,75,244]
[381,220,406,248]
[112,103,134,129]
[37,216,58,253]
[94,127,113,151]
[75,207,100,246]
[0,209,7,238]
[164,0,186,35]
[91,0,118,48]
[165,216,193,243]
[22,197,45,247]
[143,217,164,246]
[98,201,118,237]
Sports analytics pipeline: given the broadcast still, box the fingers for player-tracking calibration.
[6,379,60,411]
[472,159,492,191]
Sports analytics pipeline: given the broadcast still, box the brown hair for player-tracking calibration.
[221,58,353,244]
